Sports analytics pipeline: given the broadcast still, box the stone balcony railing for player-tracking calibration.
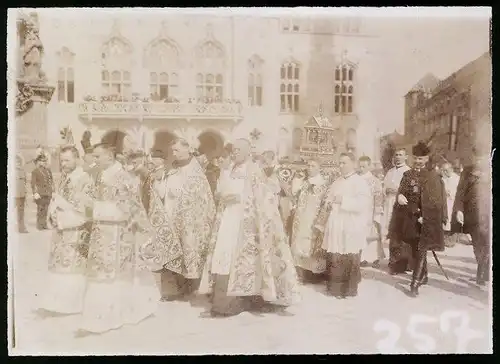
[78,100,244,121]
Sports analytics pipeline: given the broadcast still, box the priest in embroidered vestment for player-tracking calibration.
[290,159,329,283]
[199,138,300,317]
[358,156,385,268]
[79,143,159,334]
[315,152,371,298]
[156,138,216,301]
[38,146,92,314]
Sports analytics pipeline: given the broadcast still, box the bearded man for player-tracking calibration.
[199,138,300,317]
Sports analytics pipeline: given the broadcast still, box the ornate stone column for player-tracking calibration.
[15,11,55,161]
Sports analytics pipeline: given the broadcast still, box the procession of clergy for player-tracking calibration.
[36,134,491,335]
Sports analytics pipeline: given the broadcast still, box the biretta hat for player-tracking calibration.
[34,153,47,163]
[412,141,431,157]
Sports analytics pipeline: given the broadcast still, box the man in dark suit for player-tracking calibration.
[15,154,28,233]
[390,141,447,297]
[453,146,491,285]
[31,154,54,230]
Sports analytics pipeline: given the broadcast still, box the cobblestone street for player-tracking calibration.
[10,201,491,355]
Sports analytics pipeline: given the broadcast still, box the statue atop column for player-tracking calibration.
[16,11,53,116]
[18,11,47,83]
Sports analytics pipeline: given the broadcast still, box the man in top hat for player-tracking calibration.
[31,153,54,230]
[390,141,447,297]
[453,145,492,285]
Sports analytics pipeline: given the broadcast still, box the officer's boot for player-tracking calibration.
[409,255,426,298]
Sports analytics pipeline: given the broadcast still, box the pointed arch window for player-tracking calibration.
[57,67,75,103]
[56,47,75,103]
[149,72,179,101]
[195,34,225,103]
[101,70,131,98]
[248,56,263,107]
[101,35,133,99]
[280,61,300,113]
[145,37,181,101]
[334,64,355,114]
[449,113,459,151]
[196,73,223,102]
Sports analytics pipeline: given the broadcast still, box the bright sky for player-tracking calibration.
[373,16,490,134]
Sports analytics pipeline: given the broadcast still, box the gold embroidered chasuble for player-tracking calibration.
[48,166,92,275]
[164,158,215,279]
[290,174,329,273]
[200,160,301,306]
[85,162,154,282]
[81,161,158,333]
[40,167,92,314]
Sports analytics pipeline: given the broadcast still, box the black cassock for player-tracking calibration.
[389,168,447,287]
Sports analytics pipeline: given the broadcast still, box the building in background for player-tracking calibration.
[402,52,491,166]
[37,12,384,162]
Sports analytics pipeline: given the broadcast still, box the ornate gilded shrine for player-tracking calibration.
[277,105,341,186]
[299,107,336,163]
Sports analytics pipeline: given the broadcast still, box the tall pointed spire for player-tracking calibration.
[318,101,324,116]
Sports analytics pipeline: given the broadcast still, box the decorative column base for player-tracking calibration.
[15,80,55,162]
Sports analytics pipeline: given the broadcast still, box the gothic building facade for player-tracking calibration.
[39,12,383,160]
[403,52,491,166]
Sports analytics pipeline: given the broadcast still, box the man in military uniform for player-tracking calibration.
[390,141,447,297]
[31,153,54,230]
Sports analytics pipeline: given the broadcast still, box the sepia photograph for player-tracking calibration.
[7,7,492,355]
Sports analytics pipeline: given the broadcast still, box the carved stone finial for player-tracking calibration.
[318,101,324,116]
[206,23,214,38]
[158,20,170,39]
[111,18,121,36]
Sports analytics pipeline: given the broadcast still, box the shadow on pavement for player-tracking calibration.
[361,268,412,297]
[439,262,477,276]
[438,255,476,265]
[363,264,489,305]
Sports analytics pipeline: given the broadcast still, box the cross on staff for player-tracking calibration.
[249,128,262,142]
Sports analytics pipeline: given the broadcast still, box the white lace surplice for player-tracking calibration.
[382,165,410,238]
[322,174,371,255]
[211,167,246,275]
[442,173,460,231]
